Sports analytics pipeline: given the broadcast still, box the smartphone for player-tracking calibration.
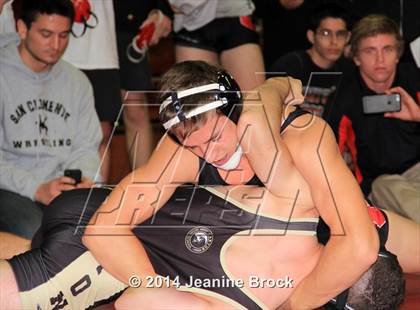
[362,93,401,114]
[64,169,82,184]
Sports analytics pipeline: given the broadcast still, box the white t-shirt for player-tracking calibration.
[63,0,119,70]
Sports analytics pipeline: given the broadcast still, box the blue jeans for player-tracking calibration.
[0,189,44,239]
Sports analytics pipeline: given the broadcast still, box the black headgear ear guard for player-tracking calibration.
[159,70,243,131]
[216,70,242,123]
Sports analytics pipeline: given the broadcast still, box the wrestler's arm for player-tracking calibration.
[238,77,303,195]
[280,116,379,309]
[83,135,199,284]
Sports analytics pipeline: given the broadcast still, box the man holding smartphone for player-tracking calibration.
[329,14,420,223]
[0,0,102,242]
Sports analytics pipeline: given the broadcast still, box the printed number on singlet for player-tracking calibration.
[49,266,102,308]
[70,275,91,296]
[50,291,68,310]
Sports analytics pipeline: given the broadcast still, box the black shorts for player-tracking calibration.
[116,31,153,91]
[8,188,127,310]
[174,16,260,53]
[82,69,122,123]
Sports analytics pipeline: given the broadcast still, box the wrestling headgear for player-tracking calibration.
[159,70,243,131]
[71,0,98,37]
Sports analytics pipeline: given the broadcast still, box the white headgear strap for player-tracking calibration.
[160,83,227,130]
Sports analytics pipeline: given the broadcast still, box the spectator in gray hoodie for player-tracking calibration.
[0,0,102,240]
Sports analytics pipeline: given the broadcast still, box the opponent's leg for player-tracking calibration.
[0,189,43,239]
[383,210,420,274]
[0,260,21,309]
[5,189,126,309]
[0,232,30,259]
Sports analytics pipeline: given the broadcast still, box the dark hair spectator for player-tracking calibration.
[20,0,74,28]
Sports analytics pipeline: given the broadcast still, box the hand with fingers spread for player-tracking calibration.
[34,176,78,205]
[384,86,420,122]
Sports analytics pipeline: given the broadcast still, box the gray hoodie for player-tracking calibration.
[0,33,102,200]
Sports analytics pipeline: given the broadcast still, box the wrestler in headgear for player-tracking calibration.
[83,61,419,309]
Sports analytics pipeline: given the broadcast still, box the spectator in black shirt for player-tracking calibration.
[270,3,354,117]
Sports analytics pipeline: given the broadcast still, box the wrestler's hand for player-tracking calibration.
[384,86,420,122]
[260,77,304,106]
[245,76,303,104]
[76,177,94,189]
[283,77,304,106]
[241,76,304,130]
[140,9,172,46]
[34,176,78,205]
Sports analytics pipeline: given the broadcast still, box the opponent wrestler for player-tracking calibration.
[83,61,420,309]
[0,186,407,310]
